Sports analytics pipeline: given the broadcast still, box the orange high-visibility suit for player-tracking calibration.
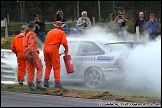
[23,31,43,85]
[44,28,68,82]
[10,32,26,82]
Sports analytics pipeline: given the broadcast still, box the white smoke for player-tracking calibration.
[68,26,118,41]
[68,25,161,96]
[121,38,161,95]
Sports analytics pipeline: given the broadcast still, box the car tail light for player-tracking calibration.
[114,58,121,65]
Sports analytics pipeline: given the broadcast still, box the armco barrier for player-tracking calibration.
[1,49,17,81]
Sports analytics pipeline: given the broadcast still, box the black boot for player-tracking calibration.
[36,81,46,90]
[19,82,23,86]
[54,82,63,89]
[28,84,35,91]
[44,80,49,87]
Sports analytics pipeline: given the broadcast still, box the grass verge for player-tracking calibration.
[1,83,161,103]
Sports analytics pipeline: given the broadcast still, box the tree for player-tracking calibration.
[77,1,79,19]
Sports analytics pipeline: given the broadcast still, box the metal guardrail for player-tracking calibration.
[1,49,17,81]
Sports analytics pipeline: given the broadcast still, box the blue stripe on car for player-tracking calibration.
[97,56,114,60]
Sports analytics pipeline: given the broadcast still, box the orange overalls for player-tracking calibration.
[23,31,43,85]
[44,28,68,82]
[10,32,26,82]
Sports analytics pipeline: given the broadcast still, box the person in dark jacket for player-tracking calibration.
[27,13,46,43]
[56,9,68,33]
[147,13,159,41]
[134,12,149,41]
[56,9,66,22]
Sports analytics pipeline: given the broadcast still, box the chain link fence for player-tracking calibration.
[1,1,161,36]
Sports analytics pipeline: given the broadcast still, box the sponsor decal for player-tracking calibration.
[97,56,114,60]
[75,56,114,61]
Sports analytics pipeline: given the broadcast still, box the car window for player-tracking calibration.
[59,41,79,56]
[105,44,132,52]
[78,41,105,56]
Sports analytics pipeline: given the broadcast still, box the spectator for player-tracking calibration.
[56,8,66,22]
[56,8,68,33]
[76,11,91,34]
[114,12,128,41]
[134,12,149,41]
[10,25,27,86]
[27,13,46,43]
[147,13,159,41]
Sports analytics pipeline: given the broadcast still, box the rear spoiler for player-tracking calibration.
[105,41,146,45]
[105,41,146,48]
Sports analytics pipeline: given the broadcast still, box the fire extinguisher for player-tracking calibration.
[63,54,74,74]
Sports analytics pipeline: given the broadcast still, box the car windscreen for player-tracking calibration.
[105,43,132,52]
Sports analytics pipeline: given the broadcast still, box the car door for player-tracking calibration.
[74,41,105,79]
[59,41,80,79]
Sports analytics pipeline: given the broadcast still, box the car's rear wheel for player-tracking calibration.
[84,67,105,89]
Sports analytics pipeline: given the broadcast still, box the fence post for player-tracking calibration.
[110,14,112,22]
[93,17,95,26]
[136,26,139,41]
[7,14,9,23]
[4,18,8,41]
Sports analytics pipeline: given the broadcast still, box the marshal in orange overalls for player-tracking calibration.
[23,31,43,85]
[44,27,68,83]
[10,31,26,83]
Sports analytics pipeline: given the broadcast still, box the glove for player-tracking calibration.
[37,50,40,54]
[29,52,34,62]
[15,52,17,57]
[64,50,68,55]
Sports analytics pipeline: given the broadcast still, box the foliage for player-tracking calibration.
[1,36,14,49]
[1,1,161,22]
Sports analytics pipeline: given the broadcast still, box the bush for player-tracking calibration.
[1,36,14,49]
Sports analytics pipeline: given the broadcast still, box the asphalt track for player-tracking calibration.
[1,91,115,107]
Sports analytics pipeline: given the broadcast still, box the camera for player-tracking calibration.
[84,23,87,27]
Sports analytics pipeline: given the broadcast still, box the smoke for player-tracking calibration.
[120,38,161,95]
[68,26,118,41]
[66,25,161,96]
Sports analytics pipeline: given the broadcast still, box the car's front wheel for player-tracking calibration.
[84,67,105,89]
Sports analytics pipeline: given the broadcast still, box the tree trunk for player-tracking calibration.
[77,1,79,19]
[22,1,25,21]
[16,2,20,22]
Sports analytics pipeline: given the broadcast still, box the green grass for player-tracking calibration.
[1,36,14,49]
[5,22,76,31]
[1,84,160,99]
[108,90,160,98]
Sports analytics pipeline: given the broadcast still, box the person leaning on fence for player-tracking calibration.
[134,12,149,41]
[76,11,91,34]
[10,25,27,86]
[56,8,68,34]
[27,13,46,43]
[114,12,128,41]
[146,13,159,41]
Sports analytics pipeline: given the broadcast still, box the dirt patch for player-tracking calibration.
[43,89,161,103]
[93,91,161,103]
